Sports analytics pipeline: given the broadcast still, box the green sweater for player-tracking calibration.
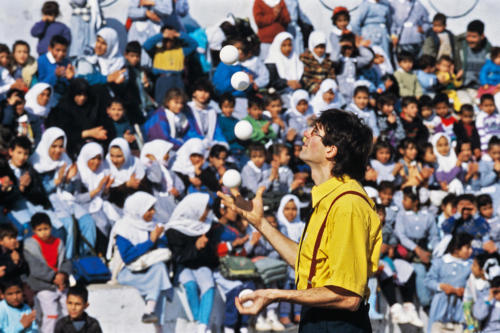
[243,115,277,145]
[394,69,423,97]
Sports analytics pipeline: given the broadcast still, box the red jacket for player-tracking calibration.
[253,0,291,44]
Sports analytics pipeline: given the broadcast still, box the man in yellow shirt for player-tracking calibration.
[218,109,382,332]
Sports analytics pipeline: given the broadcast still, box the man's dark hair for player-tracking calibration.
[397,51,414,63]
[30,212,52,229]
[480,93,495,104]
[0,223,18,240]
[467,20,485,35]
[42,1,60,17]
[125,41,141,55]
[433,13,447,26]
[477,194,493,208]
[49,35,69,48]
[315,109,373,181]
[68,284,89,303]
[9,136,31,152]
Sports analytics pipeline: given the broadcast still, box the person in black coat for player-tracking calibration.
[453,104,482,160]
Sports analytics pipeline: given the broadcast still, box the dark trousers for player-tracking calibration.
[299,303,372,333]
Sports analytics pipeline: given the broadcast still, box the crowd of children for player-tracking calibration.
[2,0,500,332]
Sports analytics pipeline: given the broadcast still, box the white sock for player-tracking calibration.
[240,328,249,333]
[146,300,156,314]
[224,327,234,333]
[197,323,207,333]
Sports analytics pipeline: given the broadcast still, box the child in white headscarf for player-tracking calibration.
[166,193,218,333]
[171,138,205,191]
[310,78,343,116]
[24,83,54,118]
[108,191,172,328]
[284,89,314,144]
[31,127,97,259]
[299,31,336,94]
[431,133,464,195]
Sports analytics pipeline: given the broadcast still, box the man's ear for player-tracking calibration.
[325,145,337,160]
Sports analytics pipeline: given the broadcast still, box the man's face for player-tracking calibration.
[466,31,483,49]
[299,124,330,166]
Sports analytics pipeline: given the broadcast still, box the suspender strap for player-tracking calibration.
[306,191,371,289]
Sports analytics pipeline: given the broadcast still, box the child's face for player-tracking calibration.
[442,202,457,218]
[403,103,418,119]
[313,44,326,58]
[491,286,500,301]
[378,188,394,206]
[74,93,88,106]
[424,146,437,163]
[494,56,500,66]
[167,97,184,114]
[192,89,211,106]
[377,210,386,224]
[209,151,227,169]
[323,90,335,104]
[248,105,263,120]
[455,244,473,260]
[423,65,435,73]
[471,259,483,278]
[283,200,298,222]
[296,100,309,114]
[142,206,156,222]
[266,99,282,116]
[399,59,413,73]
[109,147,125,169]
[9,146,29,168]
[13,45,29,66]
[435,102,450,118]
[49,43,67,63]
[189,153,204,166]
[459,142,472,161]
[220,100,235,117]
[402,195,417,211]
[293,144,302,158]
[250,150,266,168]
[488,144,500,162]
[15,100,25,115]
[373,54,385,65]
[87,155,102,172]
[436,136,450,156]
[266,215,278,228]
[380,103,394,116]
[106,102,125,122]
[232,41,246,61]
[0,235,18,251]
[436,60,452,73]
[37,88,51,107]
[432,22,446,34]
[3,285,24,308]
[125,52,140,67]
[280,38,293,57]
[457,199,475,220]
[353,91,369,110]
[66,294,88,320]
[461,110,474,124]
[278,148,291,166]
[0,52,9,67]
[376,147,391,164]
[48,138,65,161]
[33,223,52,242]
[480,203,494,219]
[94,36,108,57]
[480,98,496,115]
[403,143,418,161]
[334,14,349,30]
[420,106,433,120]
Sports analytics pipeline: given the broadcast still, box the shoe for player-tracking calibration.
[141,313,158,324]
[267,310,285,331]
[279,316,294,329]
[255,314,272,331]
[390,303,409,325]
[403,302,424,328]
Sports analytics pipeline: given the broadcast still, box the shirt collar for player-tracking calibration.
[46,52,57,64]
[311,175,351,208]
[442,253,470,266]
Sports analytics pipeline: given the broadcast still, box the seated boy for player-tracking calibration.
[243,96,277,146]
[103,98,136,144]
[394,51,423,98]
[241,143,270,196]
[55,284,103,333]
[0,279,37,332]
[0,223,28,284]
[24,212,72,333]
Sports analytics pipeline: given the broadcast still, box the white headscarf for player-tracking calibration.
[24,83,53,118]
[263,0,281,7]
[106,138,146,187]
[94,27,125,76]
[166,192,213,237]
[431,133,457,173]
[140,139,174,192]
[311,79,341,115]
[287,89,312,117]
[31,127,72,173]
[171,138,205,177]
[107,192,158,259]
[308,31,327,64]
[276,194,305,243]
[265,32,304,81]
[371,45,394,76]
[76,142,109,213]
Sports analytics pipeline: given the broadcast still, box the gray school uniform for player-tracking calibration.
[388,0,430,47]
[395,208,439,251]
[473,287,500,333]
[241,162,270,195]
[259,166,294,193]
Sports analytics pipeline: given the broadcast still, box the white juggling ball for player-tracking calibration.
[234,120,253,141]
[222,169,242,188]
[231,71,250,91]
[238,289,254,308]
[220,45,239,65]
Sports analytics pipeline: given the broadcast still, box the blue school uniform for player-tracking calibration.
[479,158,499,188]
[388,0,430,50]
[183,102,227,146]
[218,114,245,157]
[442,214,490,255]
[351,0,392,57]
[37,53,70,101]
[416,70,438,95]
[346,103,380,138]
[212,62,254,98]
[0,300,38,332]
[425,254,472,332]
[473,287,500,333]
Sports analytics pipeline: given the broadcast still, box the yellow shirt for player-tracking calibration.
[294,176,382,297]
[153,48,185,72]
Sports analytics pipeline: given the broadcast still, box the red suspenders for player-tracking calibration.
[297,191,372,289]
